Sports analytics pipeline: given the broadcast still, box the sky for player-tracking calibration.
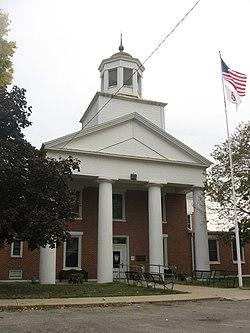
[1,0,250,160]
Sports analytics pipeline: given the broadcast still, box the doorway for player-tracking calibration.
[113,237,128,279]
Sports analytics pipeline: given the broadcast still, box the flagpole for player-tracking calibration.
[219,51,243,288]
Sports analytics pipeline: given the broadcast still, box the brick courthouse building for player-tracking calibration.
[1,45,249,282]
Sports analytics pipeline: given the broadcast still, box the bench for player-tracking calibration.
[190,270,212,285]
[211,270,237,287]
[59,269,88,282]
[143,272,175,291]
[125,271,143,286]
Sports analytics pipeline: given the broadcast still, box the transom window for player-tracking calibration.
[123,68,132,86]
[109,68,117,86]
[11,240,23,258]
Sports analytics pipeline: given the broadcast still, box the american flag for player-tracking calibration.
[221,58,247,97]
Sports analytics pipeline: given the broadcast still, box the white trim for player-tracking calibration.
[162,234,168,267]
[9,269,22,279]
[11,240,23,258]
[63,232,83,270]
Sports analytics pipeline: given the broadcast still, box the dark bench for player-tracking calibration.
[125,271,143,286]
[189,270,212,285]
[211,270,237,287]
[143,272,175,291]
[59,269,88,282]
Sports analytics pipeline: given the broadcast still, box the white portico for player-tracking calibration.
[42,41,210,284]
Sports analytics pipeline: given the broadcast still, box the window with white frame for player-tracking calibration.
[162,235,168,267]
[109,68,117,87]
[161,195,167,223]
[123,68,133,86]
[11,240,23,258]
[187,214,192,231]
[63,232,83,269]
[137,73,141,94]
[9,269,22,279]
[73,190,83,219]
[113,192,125,220]
[208,238,220,263]
[232,239,245,263]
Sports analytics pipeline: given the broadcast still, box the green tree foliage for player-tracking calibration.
[0,86,80,250]
[0,10,16,88]
[205,121,250,244]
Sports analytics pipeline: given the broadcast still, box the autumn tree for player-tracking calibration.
[0,10,16,88]
[0,86,80,250]
[205,121,250,244]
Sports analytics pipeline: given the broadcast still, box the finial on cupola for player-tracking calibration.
[119,33,124,52]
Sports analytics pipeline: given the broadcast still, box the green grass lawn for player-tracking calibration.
[178,277,250,289]
[0,282,184,299]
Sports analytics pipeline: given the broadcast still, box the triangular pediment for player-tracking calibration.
[44,113,210,166]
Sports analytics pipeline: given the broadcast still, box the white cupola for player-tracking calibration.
[98,35,145,99]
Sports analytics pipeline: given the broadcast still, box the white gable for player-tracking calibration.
[44,113,210,166]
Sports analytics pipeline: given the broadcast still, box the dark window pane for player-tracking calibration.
[123,68,132,86]
[208,239,218,261]
[113,251,120,268]
[66,238,79,267]
[109,69,117,86]
[13,240,21,256]
[232,239,243,261]
[113,194,123,219]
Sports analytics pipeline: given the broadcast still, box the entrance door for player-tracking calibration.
[113,244,127,280]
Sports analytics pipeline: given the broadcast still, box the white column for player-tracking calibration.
[193,188,210,271]
[148,184,163,273]
[39,245,56,284]
[117,67,123,91]
[132,69,137,95]
[97,179,113,283]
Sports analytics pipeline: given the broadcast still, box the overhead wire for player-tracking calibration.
[51,0,202,154]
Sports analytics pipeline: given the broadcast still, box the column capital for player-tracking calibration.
[146,182,163,189]
[97,178,116,185]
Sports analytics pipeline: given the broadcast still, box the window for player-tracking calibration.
[113,193,125,220]
[63,232,83,269]
[187,215,192,231]
[73,190,83,219]
[9,269,22,279]
[109,68,117,86]
[123,68,132,86]
[137,73,141,93]
[163,236,168,267]
[161,195,167,223]
[11,240,23,258]
[232,239,245,263]
[208,239,220,263]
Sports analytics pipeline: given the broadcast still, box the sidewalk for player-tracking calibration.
[0,284,250,309]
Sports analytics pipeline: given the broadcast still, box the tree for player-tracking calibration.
[0,86,80,250]
[204,121,250,244]
[0,10,16,88]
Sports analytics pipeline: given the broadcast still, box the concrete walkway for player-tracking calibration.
[0,284,250,309]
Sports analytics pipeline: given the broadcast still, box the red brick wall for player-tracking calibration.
[0,242,39,280]
[2,187,249,281]
[210,239,250,275]
[114,190,149,269]
[164,193,193,275]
